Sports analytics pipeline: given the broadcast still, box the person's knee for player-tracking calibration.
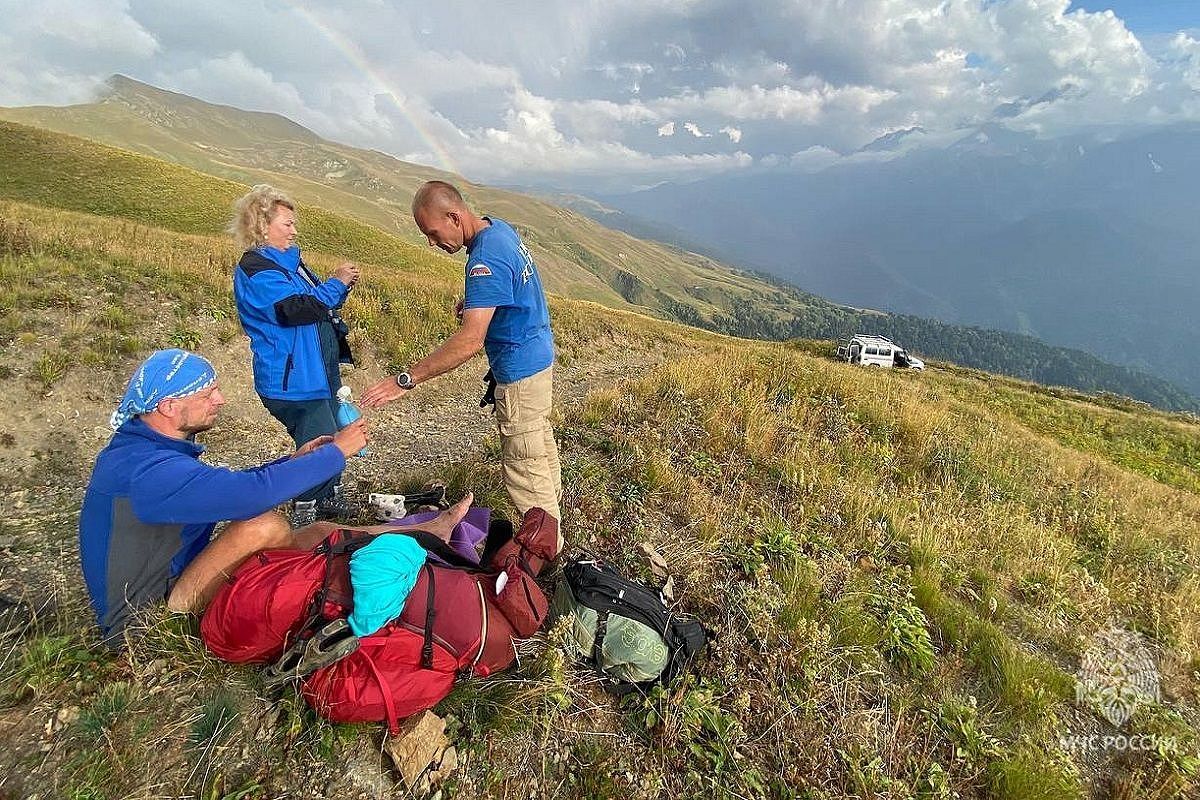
[223,510,292,549]
[165,587,191,614]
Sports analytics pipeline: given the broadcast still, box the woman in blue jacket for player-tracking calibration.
[231,185,361,525]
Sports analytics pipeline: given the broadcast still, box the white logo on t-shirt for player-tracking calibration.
[517,242,535,285]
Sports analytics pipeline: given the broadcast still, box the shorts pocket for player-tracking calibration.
[494,381,520,427]
[500,429,545,461]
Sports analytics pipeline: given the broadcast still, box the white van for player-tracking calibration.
[836,335,924,370]
[895,349,925,370]
[837,334,896,367]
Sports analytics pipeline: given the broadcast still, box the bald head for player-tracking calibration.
[412,180,487,255]
[412,180,467,215]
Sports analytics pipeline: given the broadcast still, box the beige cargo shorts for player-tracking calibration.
[494,366,563,529]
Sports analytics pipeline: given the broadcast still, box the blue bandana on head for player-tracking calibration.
[109,349,217,431]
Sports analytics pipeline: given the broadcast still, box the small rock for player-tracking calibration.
[53,706,79,731]
[384,710,449,787]
[0,537,14,549]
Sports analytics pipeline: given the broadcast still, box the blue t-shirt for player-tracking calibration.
[463,218,555,383]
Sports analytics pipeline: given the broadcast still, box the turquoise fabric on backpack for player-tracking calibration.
[346,535,426,637]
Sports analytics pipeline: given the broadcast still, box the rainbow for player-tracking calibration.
[286,4,461,175]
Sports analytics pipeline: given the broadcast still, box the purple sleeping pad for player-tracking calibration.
[390,506,489,565]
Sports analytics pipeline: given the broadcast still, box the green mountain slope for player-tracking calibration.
[0,149,1197,798]
[0,74,770,314]
[2,76,1196,412]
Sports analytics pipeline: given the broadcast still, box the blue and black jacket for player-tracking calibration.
[79,417,346,640]
[234,246,353,401]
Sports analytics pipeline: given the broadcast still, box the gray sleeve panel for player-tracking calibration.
[102,497,185,640]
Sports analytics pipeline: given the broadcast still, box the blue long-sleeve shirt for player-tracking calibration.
[79,416,345,640]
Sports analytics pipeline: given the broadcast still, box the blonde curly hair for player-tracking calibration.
[228,184,295,251]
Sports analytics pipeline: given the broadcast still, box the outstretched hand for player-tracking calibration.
[332,419,369,457]
[361,377,408,409]
[293,434,335,458]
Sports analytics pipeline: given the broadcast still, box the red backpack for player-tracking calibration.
[200,508,560,732]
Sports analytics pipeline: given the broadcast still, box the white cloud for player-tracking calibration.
[789,145,842,171]
[1,0,1198,188]
[24,0,158,59]
[159,52,308,120]
[1168,32,1200,90]
[456,88,752,185]
[0,0,158,105]
[670,81,896,122]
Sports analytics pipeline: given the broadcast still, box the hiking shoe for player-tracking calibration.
[263,618,360,691]
[290,499,318,528]
[404,483,448,512]
[317,484,361,522]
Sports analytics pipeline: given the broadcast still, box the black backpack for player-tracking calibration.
[556,558,709,694]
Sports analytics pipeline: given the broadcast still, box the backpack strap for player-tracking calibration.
[299,530,373,628]
[394,529,482,571]
[469,581,489,675]
[591,609,610,679]
[419,564,437,670]
[358,638,401,733]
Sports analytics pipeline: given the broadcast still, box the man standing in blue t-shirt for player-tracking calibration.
[362,181,562,530]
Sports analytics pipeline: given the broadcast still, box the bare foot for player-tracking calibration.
[419,492,474,542]
[359,491,474,542]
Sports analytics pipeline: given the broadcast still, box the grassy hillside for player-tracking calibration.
[0,75,778,317]
[2,78,1195,412]
[0,142,1198,799]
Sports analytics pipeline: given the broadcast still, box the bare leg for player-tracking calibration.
[348,492,474,542]
[290,520,341,550]
[167,511,295,613]
[168,495,474,614]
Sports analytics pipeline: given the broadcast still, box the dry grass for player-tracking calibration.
[0,194,1197,799]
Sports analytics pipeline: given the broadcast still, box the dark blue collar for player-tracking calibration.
[466,217,496,256]
[256,245,302,272]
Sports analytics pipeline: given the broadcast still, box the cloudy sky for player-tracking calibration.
[1,0,1198,190]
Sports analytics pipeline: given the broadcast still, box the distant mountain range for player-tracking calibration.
[591,123,1200,398]
[1,76,1196,411]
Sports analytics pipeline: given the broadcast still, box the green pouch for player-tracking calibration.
[552,581,669,684]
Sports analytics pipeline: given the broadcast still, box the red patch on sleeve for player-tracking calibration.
[468,264,493,277]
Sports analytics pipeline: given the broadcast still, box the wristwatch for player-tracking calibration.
[395,371,415,390]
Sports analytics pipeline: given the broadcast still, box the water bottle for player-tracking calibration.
[335,386,368,457]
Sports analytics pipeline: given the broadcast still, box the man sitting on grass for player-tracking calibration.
[79,348,369,643]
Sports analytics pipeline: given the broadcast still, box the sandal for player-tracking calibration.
[405,483,448,512]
